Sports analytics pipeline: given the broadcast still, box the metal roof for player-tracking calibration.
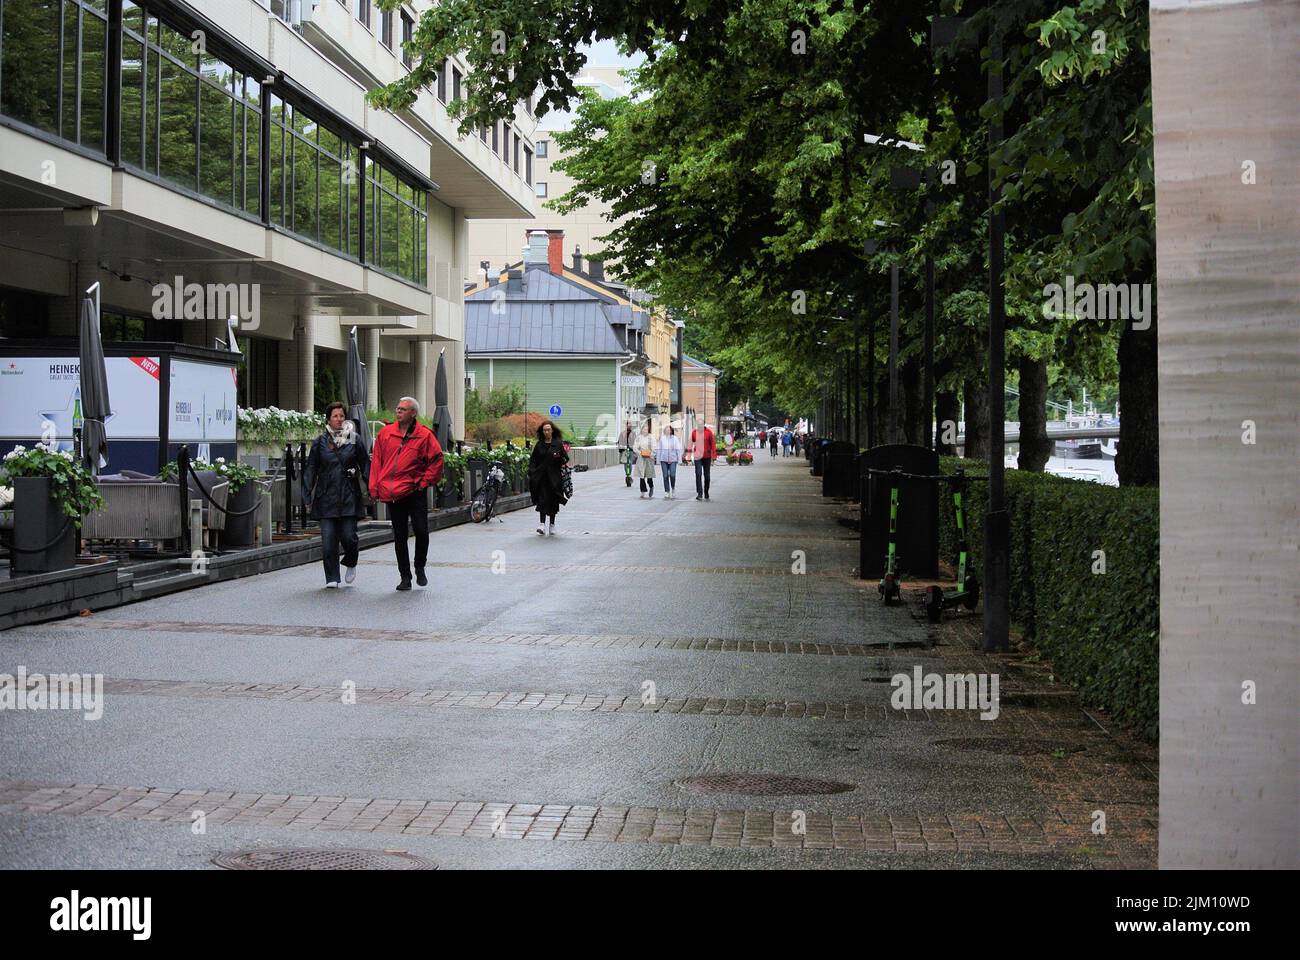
[465,301,629,356]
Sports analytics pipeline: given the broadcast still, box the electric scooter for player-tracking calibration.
[925,468,981,621]
[878,467,903,605]
[622,444,635,487]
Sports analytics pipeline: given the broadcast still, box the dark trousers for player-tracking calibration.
[388,490,428,580]
[319,516,358,584]
[639,476,655,494]
[694,459,712,497]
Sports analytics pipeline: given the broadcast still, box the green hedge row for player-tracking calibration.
[935,457,1159,742]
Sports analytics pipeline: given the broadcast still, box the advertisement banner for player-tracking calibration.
[0,356,161,451]
[169,359,238,442]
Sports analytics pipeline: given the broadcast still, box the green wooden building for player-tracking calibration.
[464,259,650,441]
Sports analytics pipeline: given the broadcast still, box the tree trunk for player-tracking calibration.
[935,390,959,454]
[963,377,990,461]
[1116,311,1159,486]
[1016,355,1052,472]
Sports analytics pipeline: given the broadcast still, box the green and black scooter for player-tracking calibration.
[622,444,635,487]
[925,468,980,622]
[877,467,903,605]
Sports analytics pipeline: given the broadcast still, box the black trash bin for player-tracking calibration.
[859,443,940,579]
[821,441,858,498]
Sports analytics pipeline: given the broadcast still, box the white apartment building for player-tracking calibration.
[0,0,540,455]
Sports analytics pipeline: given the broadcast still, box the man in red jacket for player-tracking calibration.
[369,396,443,590]
[687,422,717,501]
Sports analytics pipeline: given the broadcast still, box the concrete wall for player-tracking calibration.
[1151,0,1299,868]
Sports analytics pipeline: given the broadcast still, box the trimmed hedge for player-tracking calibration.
[936,457,1158,742]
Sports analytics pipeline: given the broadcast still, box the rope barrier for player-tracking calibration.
[183,460,284,518]
[2,516,75,553]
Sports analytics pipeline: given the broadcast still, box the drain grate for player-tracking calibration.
[932,737,1086,756]
[212,848,437,870]
[676,773,855,795]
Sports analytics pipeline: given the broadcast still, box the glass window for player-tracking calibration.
[401,13,414,68]
[320,151,341,250]
[352,0,370,30]
[242,103,260,215]
[536,139,548,158]
[123,1,144,35]
[292,134,317,238]
[159,53,196,189]
[80,7,108,152]
[436,60,446,102]
[199,78,234,204]
[524,145,532,185]
[381,10,393,48]
[120,36,145,168]
[535,182,547,198]
[452,67,462,102]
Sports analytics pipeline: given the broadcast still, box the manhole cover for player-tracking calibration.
[212,848,437,870]
[676,774,855,795]
[932,737,1086,756]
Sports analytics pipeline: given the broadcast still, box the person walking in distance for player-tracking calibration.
[303,402,370,588]
[688,421,717,500]
[634,420,657,498]
[528,420,569,536]
[369,397,443,591]
[657,424,683,499]
[769,429,779,457]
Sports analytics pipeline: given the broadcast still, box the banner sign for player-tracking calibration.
[169,359,237,442]
[0,356,161,449]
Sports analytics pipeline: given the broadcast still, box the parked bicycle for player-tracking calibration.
[469,461,508,523]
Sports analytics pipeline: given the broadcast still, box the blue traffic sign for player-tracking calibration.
[549,404,562,417]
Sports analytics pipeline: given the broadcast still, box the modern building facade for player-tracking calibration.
[0,0,539,443]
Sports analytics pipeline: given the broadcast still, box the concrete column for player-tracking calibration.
[364,328,381,412]
[294,316,314,414]
[1151,0,1298,868]
[412,339,429,414]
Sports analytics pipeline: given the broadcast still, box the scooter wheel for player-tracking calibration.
[925,586,944,622]
[625,477,632,487]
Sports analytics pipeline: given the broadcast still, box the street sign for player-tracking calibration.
[549,404,562,416]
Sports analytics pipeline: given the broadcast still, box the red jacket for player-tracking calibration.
[368,421,443,503]
[687,427,717,461]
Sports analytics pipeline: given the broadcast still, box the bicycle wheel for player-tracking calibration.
[469,485,491,523]
[482,484,499,519]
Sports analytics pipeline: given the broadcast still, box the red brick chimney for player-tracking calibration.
[547,229,565,275]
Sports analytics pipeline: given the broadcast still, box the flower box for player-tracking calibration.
[12,476,77,574]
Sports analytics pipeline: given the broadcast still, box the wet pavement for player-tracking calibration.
[0,453,1156,868]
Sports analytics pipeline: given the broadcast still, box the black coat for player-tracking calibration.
[303,430,371,520]
[528,439,569,512]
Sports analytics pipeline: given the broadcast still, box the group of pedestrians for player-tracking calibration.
[757,427,801,457]
[626,420,717,501]
[302,396,443,592]
[302,404,726,590]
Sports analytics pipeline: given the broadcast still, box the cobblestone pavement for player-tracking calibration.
[0,454,1156,868]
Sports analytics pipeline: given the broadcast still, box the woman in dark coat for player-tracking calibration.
[527,420,569,537]
[303,402,371,587]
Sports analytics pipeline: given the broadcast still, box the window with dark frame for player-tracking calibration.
[536,139,548,158]
[401,12,414,68]
[524,145,533,185]
[437,60,447,101]
[535,182,547,198]
[353,0,371,30]
[381,10,393,49]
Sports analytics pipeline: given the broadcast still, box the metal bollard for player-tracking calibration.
[189,499,204,555]
[259,488,273,547]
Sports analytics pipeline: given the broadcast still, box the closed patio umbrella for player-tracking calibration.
[432,347,452,453]
[345,326,372,454]
[78,285,111,475]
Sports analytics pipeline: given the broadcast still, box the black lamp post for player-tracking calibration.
[933,15,1010,653]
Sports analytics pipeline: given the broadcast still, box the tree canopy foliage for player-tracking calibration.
[375,0,1157,483]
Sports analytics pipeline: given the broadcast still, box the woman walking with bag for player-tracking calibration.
[634,420,657,498]
[527,420,569,536]
[303,402,370,588]
[657,424,683,499]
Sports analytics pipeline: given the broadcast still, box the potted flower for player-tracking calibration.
[739,449,753,464]
[160,456,267,546]
[1,443,104,574]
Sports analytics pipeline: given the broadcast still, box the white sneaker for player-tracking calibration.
[537,525,546,536]
[325,581,339,589]
[548,519,556,536]
[639,493,646,499]
[344,566,356,585]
